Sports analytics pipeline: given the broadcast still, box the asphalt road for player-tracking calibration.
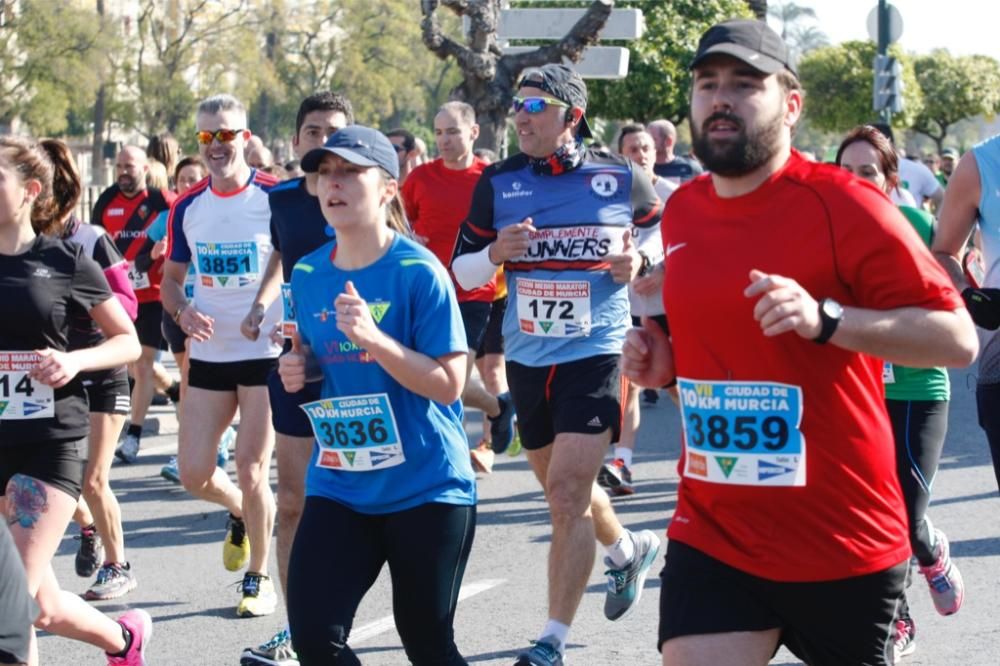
[38,363,1000,665]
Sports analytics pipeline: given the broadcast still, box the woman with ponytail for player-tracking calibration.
[0,136,149,665]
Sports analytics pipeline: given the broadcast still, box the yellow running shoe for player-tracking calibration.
[507,426,522,457]
[223,514,250,572]
[236,572,277,618]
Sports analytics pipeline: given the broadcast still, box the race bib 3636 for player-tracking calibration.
[301,393,405,472]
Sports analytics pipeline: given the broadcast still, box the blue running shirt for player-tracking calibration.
[291,233,475,514]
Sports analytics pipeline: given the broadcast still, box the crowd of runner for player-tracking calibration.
[1,16,999,666]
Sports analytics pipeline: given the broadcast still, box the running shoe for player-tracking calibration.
[160,456,181,484]
[604,529,661,621]
[115,433,141,464]
[75,525,104,577]
[107,608,152,666]
[224,514,251,572]
[641,388,659,405]
[893,617,916,663]
[597,459,634,496]
[918,529,964,615]
[489,392,516,454]
[470,440,495,474]
[513,636,563,666]
[85,562,138,601]
[240,627,299,665]
[218,426,236,468]
[237,572,278,618]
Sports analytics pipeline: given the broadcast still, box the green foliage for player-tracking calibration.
[0,0,106,135]
[797,40,923,133]
[911,50,1000,149]
[587,0,754,124]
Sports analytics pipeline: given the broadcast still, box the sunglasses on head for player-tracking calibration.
[511,96,570,114]
[196,128,245,145]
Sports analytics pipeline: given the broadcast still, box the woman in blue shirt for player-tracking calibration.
[279,126,475,665]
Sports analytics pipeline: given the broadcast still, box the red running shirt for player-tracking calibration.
[402,158,496,303]
[661,151,963,581]
[93,186,175,303]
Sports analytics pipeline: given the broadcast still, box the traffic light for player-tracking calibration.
[873,55,904,114]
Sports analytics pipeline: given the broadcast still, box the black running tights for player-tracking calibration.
[886,399,948,567]
[287,497,476,666]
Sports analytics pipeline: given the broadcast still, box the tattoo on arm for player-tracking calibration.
[5,474,48,529]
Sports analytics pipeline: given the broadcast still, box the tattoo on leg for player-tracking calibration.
[5,474,48,529]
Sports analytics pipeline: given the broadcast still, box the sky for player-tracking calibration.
[774,0,1000,61]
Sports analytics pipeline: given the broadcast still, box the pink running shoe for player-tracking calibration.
[107,609,152,665]
[918,529,964,616]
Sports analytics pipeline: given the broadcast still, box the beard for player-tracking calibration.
[690,105,784,177]
[117,175,138,194]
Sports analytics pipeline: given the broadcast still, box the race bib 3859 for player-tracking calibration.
[678,378,805,487]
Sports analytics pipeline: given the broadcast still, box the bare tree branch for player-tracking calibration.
[504,0,612,71]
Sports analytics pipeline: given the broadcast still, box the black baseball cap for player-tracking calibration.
[517,64,593,139]
[301,125,400,180]
[690,19,797,78]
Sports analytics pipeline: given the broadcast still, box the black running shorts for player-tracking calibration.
[79,367,131,415]
[0,438,87,500]
[188,358,276,392]
[658,540,906,666]
[458,301,491,352]
[476,297,507,359]
[160,308,188,355]
[267,366,321,438]
[135,301,167,350]
[506,354,624,450]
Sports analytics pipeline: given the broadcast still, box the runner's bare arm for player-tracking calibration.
[746,270,978,368]
[241,249,283,341]
[932,152,982,289]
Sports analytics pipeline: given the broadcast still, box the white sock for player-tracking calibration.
[614,447,633,467]
[605,530,635,567]
[538,619,570,653]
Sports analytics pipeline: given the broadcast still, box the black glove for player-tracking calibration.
[962,287,1000,330]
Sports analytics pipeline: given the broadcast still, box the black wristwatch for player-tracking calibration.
[814,298,843,344]
[637,250,652,278]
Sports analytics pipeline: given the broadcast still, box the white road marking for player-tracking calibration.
[351,578,506,644]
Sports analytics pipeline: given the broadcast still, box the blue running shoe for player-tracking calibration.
[218,426,236,468]
[513,636,563,665]
[604,529,661,621]
[489,392,516,454]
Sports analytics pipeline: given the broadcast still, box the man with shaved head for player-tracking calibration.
[647,119,703,185]
[92,145,176,464]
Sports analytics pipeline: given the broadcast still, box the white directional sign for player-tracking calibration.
[502,46,630,79]
[498,8,644,41]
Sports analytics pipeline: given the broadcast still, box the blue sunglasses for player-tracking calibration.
[511,96,571,114]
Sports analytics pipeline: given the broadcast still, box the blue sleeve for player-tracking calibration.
[410,260,466,359]
[147,211,168,242]
[168,200,192,263]
[289,266,313,349]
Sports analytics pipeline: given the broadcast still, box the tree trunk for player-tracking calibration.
[91,0,107,187]
[747,0,768,21]
[421,0,612,155]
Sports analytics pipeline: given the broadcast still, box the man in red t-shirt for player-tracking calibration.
[622,20,979,666]
[401,101,516,471]
[92,146,176,463]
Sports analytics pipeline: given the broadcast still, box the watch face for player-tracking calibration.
[822,299,843,319]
